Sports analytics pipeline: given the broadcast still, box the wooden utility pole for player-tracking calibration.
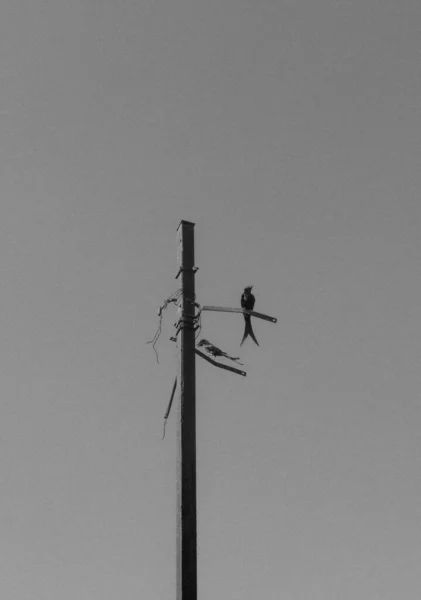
[176,220,197,600]
[168,220,276,599]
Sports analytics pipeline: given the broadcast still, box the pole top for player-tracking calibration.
[177,220,195,231]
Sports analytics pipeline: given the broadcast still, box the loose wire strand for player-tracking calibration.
[147,289,182,363]
[194,310,202,340]
[162,377,177,439]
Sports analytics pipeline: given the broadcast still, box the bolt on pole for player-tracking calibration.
[176,220,197,600]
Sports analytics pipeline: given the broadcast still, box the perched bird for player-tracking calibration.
[197,339,244,365]
[240,286,259,346]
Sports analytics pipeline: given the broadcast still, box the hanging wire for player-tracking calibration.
[162,377,177,439]
[194,309,202,340]
[147,289,182,363]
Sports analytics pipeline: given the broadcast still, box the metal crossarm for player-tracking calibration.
[195,349,247,377]
[201,306,277,323]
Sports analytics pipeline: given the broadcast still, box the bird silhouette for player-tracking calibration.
[240,286,259,346]
[197,339,244,365]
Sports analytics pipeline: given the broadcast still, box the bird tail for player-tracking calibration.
[240,315,259,347]
[228,355,244,365]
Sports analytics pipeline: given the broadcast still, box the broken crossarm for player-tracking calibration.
[201,306,277,323]
[195,349,247,377]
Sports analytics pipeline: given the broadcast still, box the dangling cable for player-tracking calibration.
[147,289,182,363]
[194,309,202,340]
[162,377,177,439]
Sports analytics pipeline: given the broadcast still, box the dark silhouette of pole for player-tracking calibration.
[176,220,197,600]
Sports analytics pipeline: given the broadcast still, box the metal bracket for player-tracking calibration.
[175,266,199,280]
[170,312,196,341]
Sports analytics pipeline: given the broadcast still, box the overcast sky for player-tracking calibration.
[1,0,421,598]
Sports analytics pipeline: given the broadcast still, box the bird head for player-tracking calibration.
[198,339,209,347]
[244,286,253,293]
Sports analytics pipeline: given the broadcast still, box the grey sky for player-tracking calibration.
[1,0,421,598]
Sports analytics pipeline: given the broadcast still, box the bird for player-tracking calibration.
[197,339,244,365]
[240,286,259,346]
